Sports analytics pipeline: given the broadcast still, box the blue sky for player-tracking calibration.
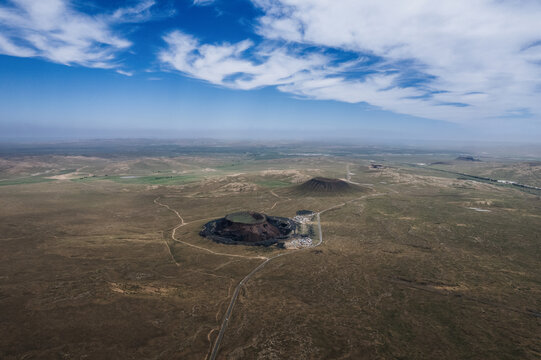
[1,0,541,141]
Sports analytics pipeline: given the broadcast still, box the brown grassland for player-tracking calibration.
[0,150,540,359]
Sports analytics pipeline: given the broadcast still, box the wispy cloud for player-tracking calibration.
[160,0,541,123]
[111,0,156,23]
[251,0,541,123]
[192,0,216,6]
[159,31,329,90]
[158,30,473,122]
[116,69,133,77]
[0,0,156,69]
[4,0,540,124]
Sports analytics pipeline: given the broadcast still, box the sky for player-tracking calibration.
[1,0,541,142]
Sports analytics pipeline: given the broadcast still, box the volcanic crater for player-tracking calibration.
[200,211,296,246]
[295,177,362,195]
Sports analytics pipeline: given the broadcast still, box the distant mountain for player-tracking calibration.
[456,155,481,162]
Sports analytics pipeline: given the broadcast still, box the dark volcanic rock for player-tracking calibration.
[200,211,296,246]
[295,177,362,195]
[300,177,351,192]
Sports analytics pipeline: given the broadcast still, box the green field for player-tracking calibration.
[70,174,201,185]
[106,174,201,185]
[0,177,55,186]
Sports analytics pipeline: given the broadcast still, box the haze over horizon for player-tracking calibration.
[2,0,541,142]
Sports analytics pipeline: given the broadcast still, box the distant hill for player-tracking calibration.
[293,177,366,195]
[456,155,481,162]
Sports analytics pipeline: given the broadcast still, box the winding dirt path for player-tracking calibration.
[154,198,267,261]
[207,193,383,360]
[155,193,383,360]
[268,189,291,210]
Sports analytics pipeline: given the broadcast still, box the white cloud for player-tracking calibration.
[192,0,216,6]
[160,0,541,123]
[112,0,156,22]
[250,0,541,122]
[160,30,329,90]
[116,69,133,77]
[0,33,35,57]
[158,30,487,123]
[0,0,155,69]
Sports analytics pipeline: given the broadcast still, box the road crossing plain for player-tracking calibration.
[1,143,540,359]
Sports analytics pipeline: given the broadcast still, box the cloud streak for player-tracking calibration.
[160,31,329,90]
[160,0,541,124]
[0,0,156,69]
[2,0,540,124]
[192,0,216,6]
[253,0,541,123]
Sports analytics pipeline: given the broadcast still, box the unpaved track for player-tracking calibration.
[207,193,383,360]
[268,189,291,210]
[345,163,362,185]
[154,198,267,261]
[208,221,323,360]
[155,193,382,360]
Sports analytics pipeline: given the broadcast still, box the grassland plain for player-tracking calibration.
[0,149,540,359]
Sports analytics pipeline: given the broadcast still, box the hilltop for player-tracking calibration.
[294,177,365,195]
